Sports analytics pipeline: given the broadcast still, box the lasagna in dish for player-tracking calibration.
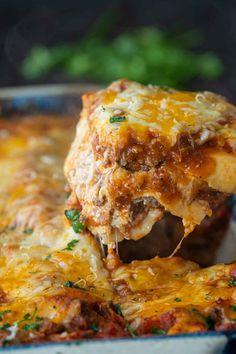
[0,82,236,347]
[64,79,236,249]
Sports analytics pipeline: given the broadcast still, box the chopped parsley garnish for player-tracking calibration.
[204,293,211,300]
[63,280,87,291]
[72,220,85,233]
[0,323,10,331]
[36,316,44,321]
[24,307,37,321]
[114,303,122,316]
[65,209,80,221]
[228,279,236,287]
[63,239,79,251]
[22,323,40,331]
[191,308,200,314]
[174,297,182,302]
[0,310,11,321]
[126,324,137,337]
[23,313,31,320]
[229,305,236,312]
[110,116,126,123]
[64,209,85,233]
[150,327,166,335]
[45,254,52,260]
[23,228,33,235]
[190,308,214,329]
[90,323,98,332]
[64,280,75,288]
[17,307,38,325]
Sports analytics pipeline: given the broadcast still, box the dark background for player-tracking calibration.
[0,0,235,99]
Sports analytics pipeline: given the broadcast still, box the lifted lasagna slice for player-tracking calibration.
[64,79,236,246]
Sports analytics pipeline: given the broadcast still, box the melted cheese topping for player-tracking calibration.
[112,257,236,334]
[0,116,112,335]
[96,81,236,146]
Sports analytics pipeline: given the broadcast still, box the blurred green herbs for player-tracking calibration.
[21,27,223,87]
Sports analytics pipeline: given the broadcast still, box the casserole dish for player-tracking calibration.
[0,83,235,354]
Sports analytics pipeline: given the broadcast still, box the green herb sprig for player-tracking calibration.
[63,239,79,251]
[64,209,85,234]
[23,228,33,235]
[16,307,39,325]
[110,116,126,123]
[15,308,43,332]
[114,303,122,316]
[90,323,98,332]
[150,327,166,335]
[229,305,236,312]
[63,280,87,291]
[228,279,236,287]
[64,280,75,288]
[22,323,40,331]
[190,308,215,330]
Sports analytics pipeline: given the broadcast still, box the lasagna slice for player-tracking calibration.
[112,257,236,335]
[64,79,236,247]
